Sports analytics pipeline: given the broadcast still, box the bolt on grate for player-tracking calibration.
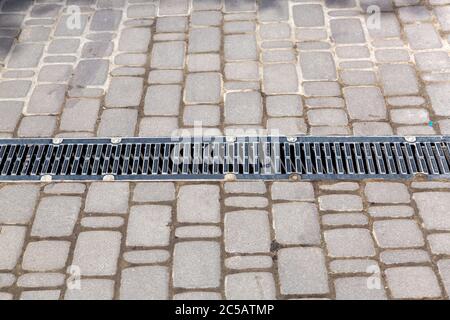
[0,136,449,182]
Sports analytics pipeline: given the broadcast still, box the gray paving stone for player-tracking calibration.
[7,43,44,68]
[20,290,61,300]
[18,116,56,137]
[151,42,186,69]
[308,109,348,126]
[260,23,290,40]
[81,216,124,229]
[335,277,387,300]
[320,182,359,192]
[183,105,220,126]
[373,220,424,248]
[434,6,450,31]
[375,49,410,63]
[263,64,298,93]
[144,85,181,116]
[329,259,378,274]
[368,205,414,218]
[225,210,271,253]
[365,182,410,204]
[71,60,109,86]
[413,192,450,230]
[159,0,189,15]
[224,21,255,33]
[367,13,401,39]
[0,185,39,224]
[120,266,168,300]
[322,213,368,227]
[437,259,450,296]
[37,65,72,83]
[0,274,16,289]
[193,0,222,10]
[30,4,62,18]
[266,95,302,117]
[189,27,221,53]
[17,273,64,288]
[175,226,222,238]
[225,61,259,80]
[306,97,344,108]
[225,255,272,270]
[391,108,429,125]
[31,196,81,237]
[344,87,386,121]
[72,231,121,276]
[173,241,221,289]
[379,64,419,96]
[90,9,122,31]
[2,0,32,12]
[126,205,171,247]
[27,84,66,114]
[156,17,187,33]
[54,14,88,36]
[22,241,70,272]
[415,51,450,72]
[119,28,151,53]
[324,228,376,257]
[65,279,114,300]
[398,6,431,23]
[278,247,329,295]
[115,53,147,66]
[330,19,365,44]
[148,70,184,84]
[139,117,178,136]
[60,99,100,132]
[85,182,129,214]
[360,0,394,11]
[299,52,336,81]
[174,292,222,300]
[427,233,450,255]
[133,182,175,202]
[386,267,441,299]
[225,272,276,300]
[224,34,257,60]
[380,249,430,265]
[0,226,26,270]
[266,117,307,135]
[225,196,268,208]
[184,73,222,104]
[273,202,321,245]
[225,91,262,125]
[224,0,256,12]
[426,83,450,116]
[340,70,377,86]
[292,4,324,27]
[191,11,222,26]
[123,250,170,265]
[303,81,341,97]
[271,182,314,201]
[105,77,143,108]
[177,185,220,223]
[319,194,363,212]
[188,54,221,72]
[224,182,266,194]
[258,0,289,21]
[127,4,156,19]
[19,26,51,42]
[404,23,442,49]
[97,109,138,137]
[336,46,370,59]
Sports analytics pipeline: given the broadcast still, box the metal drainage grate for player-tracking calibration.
[0,136,450,182]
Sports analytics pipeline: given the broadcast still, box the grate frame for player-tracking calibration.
[0,136,450,182]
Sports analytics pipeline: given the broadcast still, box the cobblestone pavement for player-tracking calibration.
[1,0,450,300]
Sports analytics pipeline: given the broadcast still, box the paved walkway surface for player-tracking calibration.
[1,0,450,300]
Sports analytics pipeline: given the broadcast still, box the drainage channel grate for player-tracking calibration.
[0,136,449,182]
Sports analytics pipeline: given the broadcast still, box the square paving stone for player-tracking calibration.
[343,87,386,120]
[0,101,23,133]
[278,247,329,295]
[139,117,178,136]
[126,205,172,247]
[330,19,365,44]
[151,42,185,69]
[22,241,70,272]
[119,28,151,53]
[373,220,424,248]
[427,233,450,255]
[188,27,221,53]
[65,279,114,300]
[273,203,321,245]
[90,9,122,31]
[404,23,442,49]
[144,85,181,116]
[48,39,80,54]
[177,185,220,223]
[105,77,144,108]
[82,41,113,58]
[225,91,262,125]
[60,99,100,132]
[0,80,31,98]
[72,231,122,276]
[184,73,222,104]
[0,226,26,270]
[293,4,324,27]
[18,116,56,137]
[54,14,88,36]
[120,266,168,300]
[266,95,303,117]
[335,277,387,300]
[263,64,299,93]
[27,84,67,114]
[0,185,39,224]
[299,52,337,81]
[156,16,188,33]
[386,267,441,299]
[97,109,137,137]
[183,105,220,126]
[225,210,271,253]
[224,34,257,61]
[31,196,82,237]
[85,182,129,214]
[173,241,221,289]
[324,228,376,257]
[133,182,175,202]
[37,65,72,83]
[7,43,44,68]
[413,192,450,230]
[188,54,221,72]
[225,273,276,300]
[71,59,109,86]
[426,83,450,116]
